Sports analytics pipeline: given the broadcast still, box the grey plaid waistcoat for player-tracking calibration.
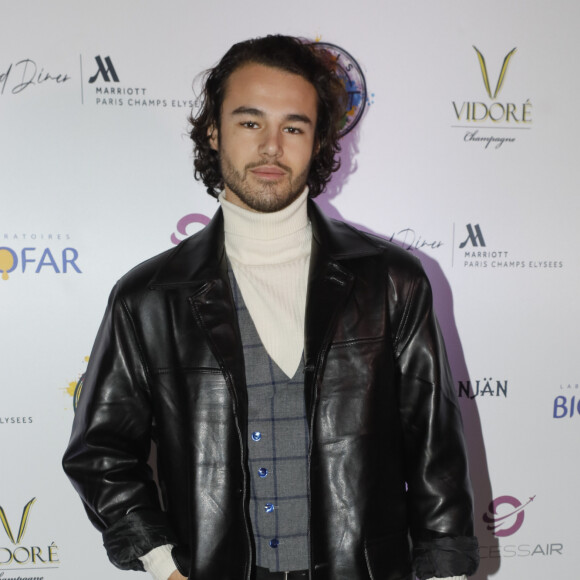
[229,269,310,572]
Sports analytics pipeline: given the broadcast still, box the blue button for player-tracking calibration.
[258,467,268,478]
[269,538,279,548]
[264,503,275,513]
[251,431,262,442]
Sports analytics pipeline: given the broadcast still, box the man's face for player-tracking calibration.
[209,63,318,213]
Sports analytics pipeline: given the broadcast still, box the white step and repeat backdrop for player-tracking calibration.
[1,1,579,579]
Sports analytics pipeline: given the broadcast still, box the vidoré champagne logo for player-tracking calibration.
[473,46,516,100]
[453,46,531,126]
[0,499,35,545]
[0,497,60,567]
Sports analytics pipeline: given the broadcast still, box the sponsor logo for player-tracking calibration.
[82,54,193,109]
[88,55,119,83]
[0,498,60,568]
[459,224,486,248]
[0,233,81,281]
[452,46,532,149]
[71,375,84,413]
[474,46,516,100]
[171,213,211,245]
[316,43,367,136]
[453,223,564,270]
[479,494,564,559]
[0,499,35,545]
[553,383,579,419]
[479,542,564,559]
[483,495,534,536]
[0,59,71,96]
[64,357,89,412]
[457,378,508,399]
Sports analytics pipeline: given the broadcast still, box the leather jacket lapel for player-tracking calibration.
[188,265,247,415]
[304,204,354,420]
[304,201,383,420]
[150,208,247,418]
[304,237,354,419]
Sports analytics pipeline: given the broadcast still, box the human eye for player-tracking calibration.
[284,126,303,135]
[241,120,259,129]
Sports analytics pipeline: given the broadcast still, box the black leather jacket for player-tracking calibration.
[63,202,478,580]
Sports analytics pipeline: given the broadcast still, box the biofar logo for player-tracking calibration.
[0,246,81,281]
[553,394,580,419]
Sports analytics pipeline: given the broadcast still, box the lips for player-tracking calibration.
[249,165,286,179]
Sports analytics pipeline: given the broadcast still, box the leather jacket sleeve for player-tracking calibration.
[62,283,177,571]
[392,267,479,577]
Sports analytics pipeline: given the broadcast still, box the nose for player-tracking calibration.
[259,127,283,158]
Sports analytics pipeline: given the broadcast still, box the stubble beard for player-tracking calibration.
[219,148,310,213]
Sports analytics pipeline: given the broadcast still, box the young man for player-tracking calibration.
[63,36,479,580]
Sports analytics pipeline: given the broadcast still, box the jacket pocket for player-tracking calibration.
[364,531,413,580]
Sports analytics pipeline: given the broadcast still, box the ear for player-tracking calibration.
[208,125,218,151]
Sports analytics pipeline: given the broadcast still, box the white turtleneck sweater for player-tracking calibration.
[140,189,466,580]
[219,188,312,377]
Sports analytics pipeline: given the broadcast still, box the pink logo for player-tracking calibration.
[483,495,535,537]
[171,213,210,245]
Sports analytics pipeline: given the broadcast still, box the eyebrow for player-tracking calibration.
[231,106,313,125]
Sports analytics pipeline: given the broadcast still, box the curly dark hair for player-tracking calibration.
[189,35,348,198]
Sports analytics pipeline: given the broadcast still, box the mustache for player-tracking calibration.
[244,160,292,173]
